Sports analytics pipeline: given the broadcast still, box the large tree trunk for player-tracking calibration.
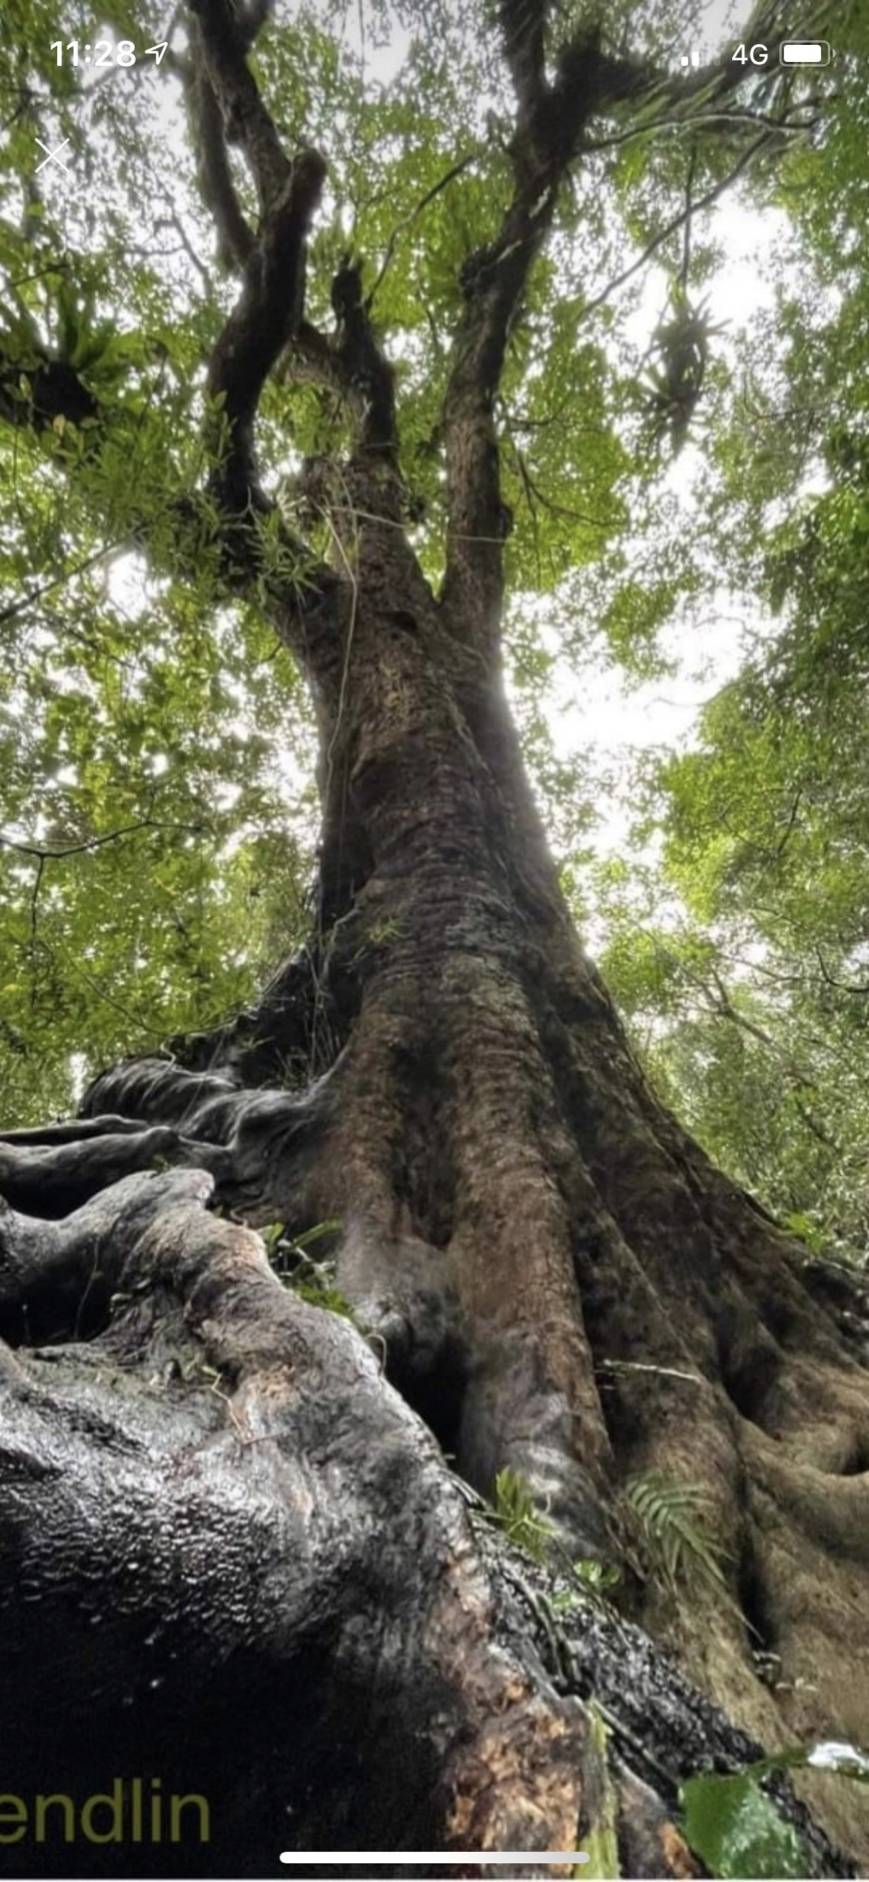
[2,6,867,1873]
[3,463,868,1875]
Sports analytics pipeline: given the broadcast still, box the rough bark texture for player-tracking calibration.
[4,492,868,1865]
[0,1169,854,1878]
[2,0,867,1873]
[54,505,869,1868]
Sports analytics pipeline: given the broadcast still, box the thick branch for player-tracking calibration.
[440,20,600,642]
[439,0,827,650]
[329,254,397,460]
[185,6,294,275]
[187,40,255,272]
[498,0,546,133]
[186,3,398,472]
[439,14,656,642]
[187,0,291,215]
[282,280,399,471]
[205,145,327,513]
[181,0,360,658]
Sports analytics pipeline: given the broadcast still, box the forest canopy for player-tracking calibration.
[1,0,865,1266]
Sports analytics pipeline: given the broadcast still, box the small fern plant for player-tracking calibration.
[263,1220,355,1319]
[625,1470,730,1597]
[492,1468,552,1564]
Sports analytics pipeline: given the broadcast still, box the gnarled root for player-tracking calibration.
[0,1164,848,1878]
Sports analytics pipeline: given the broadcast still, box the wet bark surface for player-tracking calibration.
[0,1169,852,1879]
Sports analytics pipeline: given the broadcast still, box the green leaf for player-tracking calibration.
[625,1471,731,1594]
[681,1773,808,1880]
[289,1218,342,1251]
[491,1468,552,1563]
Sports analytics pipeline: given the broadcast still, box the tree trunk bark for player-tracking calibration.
[2,468,868,1874]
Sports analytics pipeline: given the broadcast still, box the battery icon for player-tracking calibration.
[780,40,831,64]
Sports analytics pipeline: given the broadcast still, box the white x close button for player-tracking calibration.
[35,137,72,174]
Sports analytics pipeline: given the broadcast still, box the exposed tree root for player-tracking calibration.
[0,1166,851,1878]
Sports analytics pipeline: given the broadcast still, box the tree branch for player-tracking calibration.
[577,129,772,323]
[438,0,828,651]
[583,0,811,120]
[187,0,291,215]
[205,143,327,514]
[437,9,656,639]
[181,0,357,656]
[439,5,569,644]
[0,540,126,627]
[580,100,824,154]
[365,152,477,311]
[815,948,869,997]
[187,36,255,272]
[329,255,397,461]
[498,0,546,133]
[0,818,206,860]
[187,1,397,475]
[280,278,399,474]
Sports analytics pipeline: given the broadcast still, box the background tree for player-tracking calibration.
[1,0,867,1873]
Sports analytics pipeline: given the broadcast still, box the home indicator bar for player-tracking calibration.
[279,1856,590,1867]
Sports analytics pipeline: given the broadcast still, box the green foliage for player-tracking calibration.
[550,1558,621,1619]
[681,1741,869,1879]
[267,1221,354,1317]
[625,1472,730,1597]
[0,0,864,1281]
[681,1772,807,1880]
[491,1468,552,1563]
[582,1708,620,1879]
[292,1274,356,1318]
[570,1558,621,1597]
[585,5,869,1259]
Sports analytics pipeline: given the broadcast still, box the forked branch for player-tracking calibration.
[439,0,830,652]
[189,0,396,558]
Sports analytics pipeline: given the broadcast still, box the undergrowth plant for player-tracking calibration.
[625,1470,731,1597]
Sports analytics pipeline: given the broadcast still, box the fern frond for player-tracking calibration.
[492,1468,552,1564]
[625,1470,731,1595]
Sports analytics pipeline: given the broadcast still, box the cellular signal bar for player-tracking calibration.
[780,40,831,64]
